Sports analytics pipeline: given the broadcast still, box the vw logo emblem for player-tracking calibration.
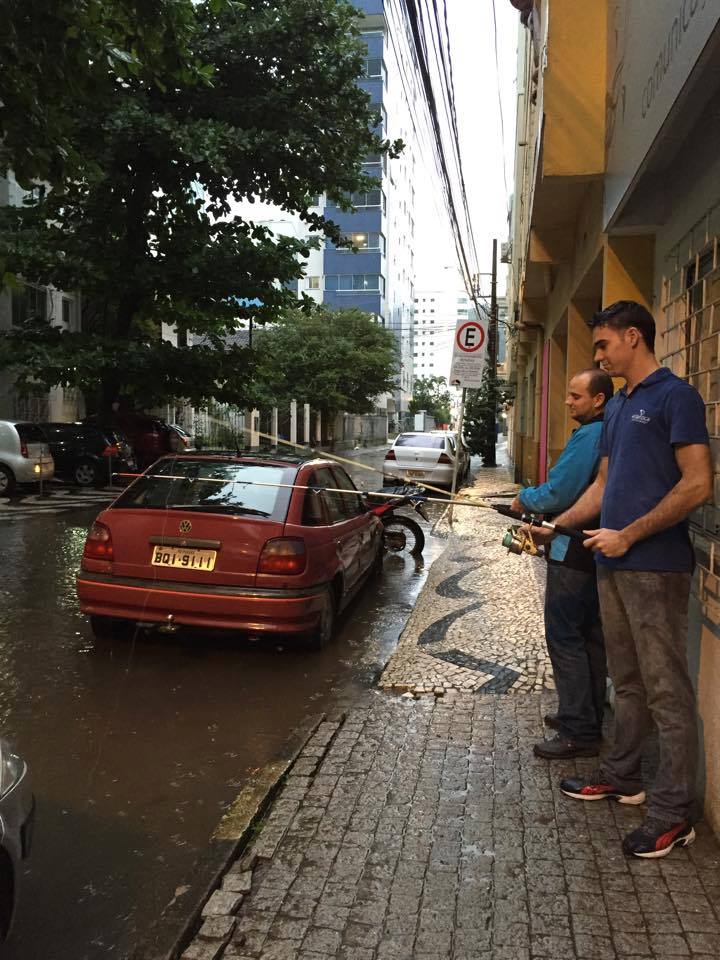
[179,520,192,534]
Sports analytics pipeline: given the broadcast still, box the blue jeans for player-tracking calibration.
[544,562,606,744]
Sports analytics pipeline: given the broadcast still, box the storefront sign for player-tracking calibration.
[604,0,720,227]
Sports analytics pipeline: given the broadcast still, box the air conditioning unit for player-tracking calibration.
[500,241,512,264]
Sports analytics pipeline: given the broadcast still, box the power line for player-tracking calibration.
[401,0,480,311]
[491,0,510,207]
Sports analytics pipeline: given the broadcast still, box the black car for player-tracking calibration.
[39,422,136,487]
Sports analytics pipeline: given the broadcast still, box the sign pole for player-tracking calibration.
[448,387,466,527]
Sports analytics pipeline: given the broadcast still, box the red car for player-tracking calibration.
[76,453,383,646]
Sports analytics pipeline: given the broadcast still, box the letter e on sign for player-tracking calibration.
[456,321,485,352]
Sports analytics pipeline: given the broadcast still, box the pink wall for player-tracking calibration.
[538,340,550,483]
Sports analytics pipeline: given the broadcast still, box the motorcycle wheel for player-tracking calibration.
[382,515,425,556]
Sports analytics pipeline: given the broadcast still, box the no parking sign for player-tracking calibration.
[449,316,487,388]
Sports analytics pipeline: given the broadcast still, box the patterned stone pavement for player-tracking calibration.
[181,694,720,960]
[380,457,552,696]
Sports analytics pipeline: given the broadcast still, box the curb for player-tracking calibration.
[131,714,327,960]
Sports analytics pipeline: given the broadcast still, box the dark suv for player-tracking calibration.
[40,423,136,487]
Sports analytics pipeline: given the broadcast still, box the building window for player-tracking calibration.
[307,276,320,290]
[363,153,387,175]
[61,298,73,329]
[369,103,387,137]
[11,283,47,326]
[350,189,384,209]
[325,274,385,294]
[362,58,386,83]
[337,232,385,253]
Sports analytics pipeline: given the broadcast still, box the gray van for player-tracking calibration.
[0,421,54,496]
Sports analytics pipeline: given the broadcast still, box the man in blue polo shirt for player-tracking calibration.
[511,368,614,760]
[552,300,712,859]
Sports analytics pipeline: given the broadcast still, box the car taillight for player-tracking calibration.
[438,453,453,465]
[83,521,114,561]
[258,538,306,575]
[102,444,121,457]
[20,442,28,458]
[384,449,396,460]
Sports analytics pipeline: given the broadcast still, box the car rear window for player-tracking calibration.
[15,423,47,443]
[395,435,445,449]
[112,458,296,519]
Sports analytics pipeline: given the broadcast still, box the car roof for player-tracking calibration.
[156,450,330,469]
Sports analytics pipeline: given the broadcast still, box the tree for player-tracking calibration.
[463,364,501,466]
[0,0,402,415]
[0,0,205,187]
[252,306,397,441]
[408,375,452,425]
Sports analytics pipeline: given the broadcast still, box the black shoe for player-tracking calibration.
[533,735,599,760]
[622,818,696,858]
[560,772,646,805]
[544,713,561,731]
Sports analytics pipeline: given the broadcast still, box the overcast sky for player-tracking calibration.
[413,0,518,300]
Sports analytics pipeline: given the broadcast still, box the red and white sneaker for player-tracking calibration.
[622,818,696,858]
[560,773,646,805]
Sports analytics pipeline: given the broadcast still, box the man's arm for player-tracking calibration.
[583,443,712,558]
[551,458,607,530]
[510,428,600,515]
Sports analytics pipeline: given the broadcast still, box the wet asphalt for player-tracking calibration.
[0,447,446,960]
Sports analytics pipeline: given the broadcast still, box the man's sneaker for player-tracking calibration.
[560,773,646,804]
[543,713,561,731]
[622,818,696,858]
[533,735,600,760]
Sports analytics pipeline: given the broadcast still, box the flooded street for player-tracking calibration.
[0,448,447,959]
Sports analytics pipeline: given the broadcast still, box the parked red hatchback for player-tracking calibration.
[76,453,383,646]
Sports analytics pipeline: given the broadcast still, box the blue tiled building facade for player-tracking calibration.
[301,0,418,417]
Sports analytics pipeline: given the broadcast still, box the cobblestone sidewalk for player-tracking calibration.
[380,456,552,696]
[182,694,720,960]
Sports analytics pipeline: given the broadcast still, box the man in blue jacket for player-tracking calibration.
[511,367,614,760]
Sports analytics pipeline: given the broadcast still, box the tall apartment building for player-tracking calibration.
[413,288,476,384]
[298,0,420,419]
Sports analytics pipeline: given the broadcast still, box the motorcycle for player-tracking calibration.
[364,484,428,556]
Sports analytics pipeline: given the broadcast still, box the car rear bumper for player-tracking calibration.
[14,460,55,484]
[77,572,328,634]
[382,464,454,487]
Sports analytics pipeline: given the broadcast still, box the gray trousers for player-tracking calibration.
[596,568,698,824]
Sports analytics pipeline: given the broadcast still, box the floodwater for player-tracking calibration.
[0,448,446,959]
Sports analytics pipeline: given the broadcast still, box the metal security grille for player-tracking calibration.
[660,198,720,606]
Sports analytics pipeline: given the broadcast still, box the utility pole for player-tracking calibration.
[483,238,499,467]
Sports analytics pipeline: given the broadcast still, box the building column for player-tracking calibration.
[547,315,568,469]
[566,300,596,435]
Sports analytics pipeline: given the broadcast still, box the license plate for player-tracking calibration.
[151,546,217,571]
[405,470,426,478]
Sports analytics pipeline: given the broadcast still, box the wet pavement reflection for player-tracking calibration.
[0,448,446,959]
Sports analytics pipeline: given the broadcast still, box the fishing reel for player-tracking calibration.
[502,524,540,557]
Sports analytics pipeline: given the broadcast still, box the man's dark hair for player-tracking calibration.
[577,368,614,407]
[589,300,655,352]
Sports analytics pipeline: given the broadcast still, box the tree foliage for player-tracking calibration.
[0,0,402,414]
[464,368,512,466]
[252,307,397,431]
[0,0,206,186]
[408,375,452,425]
